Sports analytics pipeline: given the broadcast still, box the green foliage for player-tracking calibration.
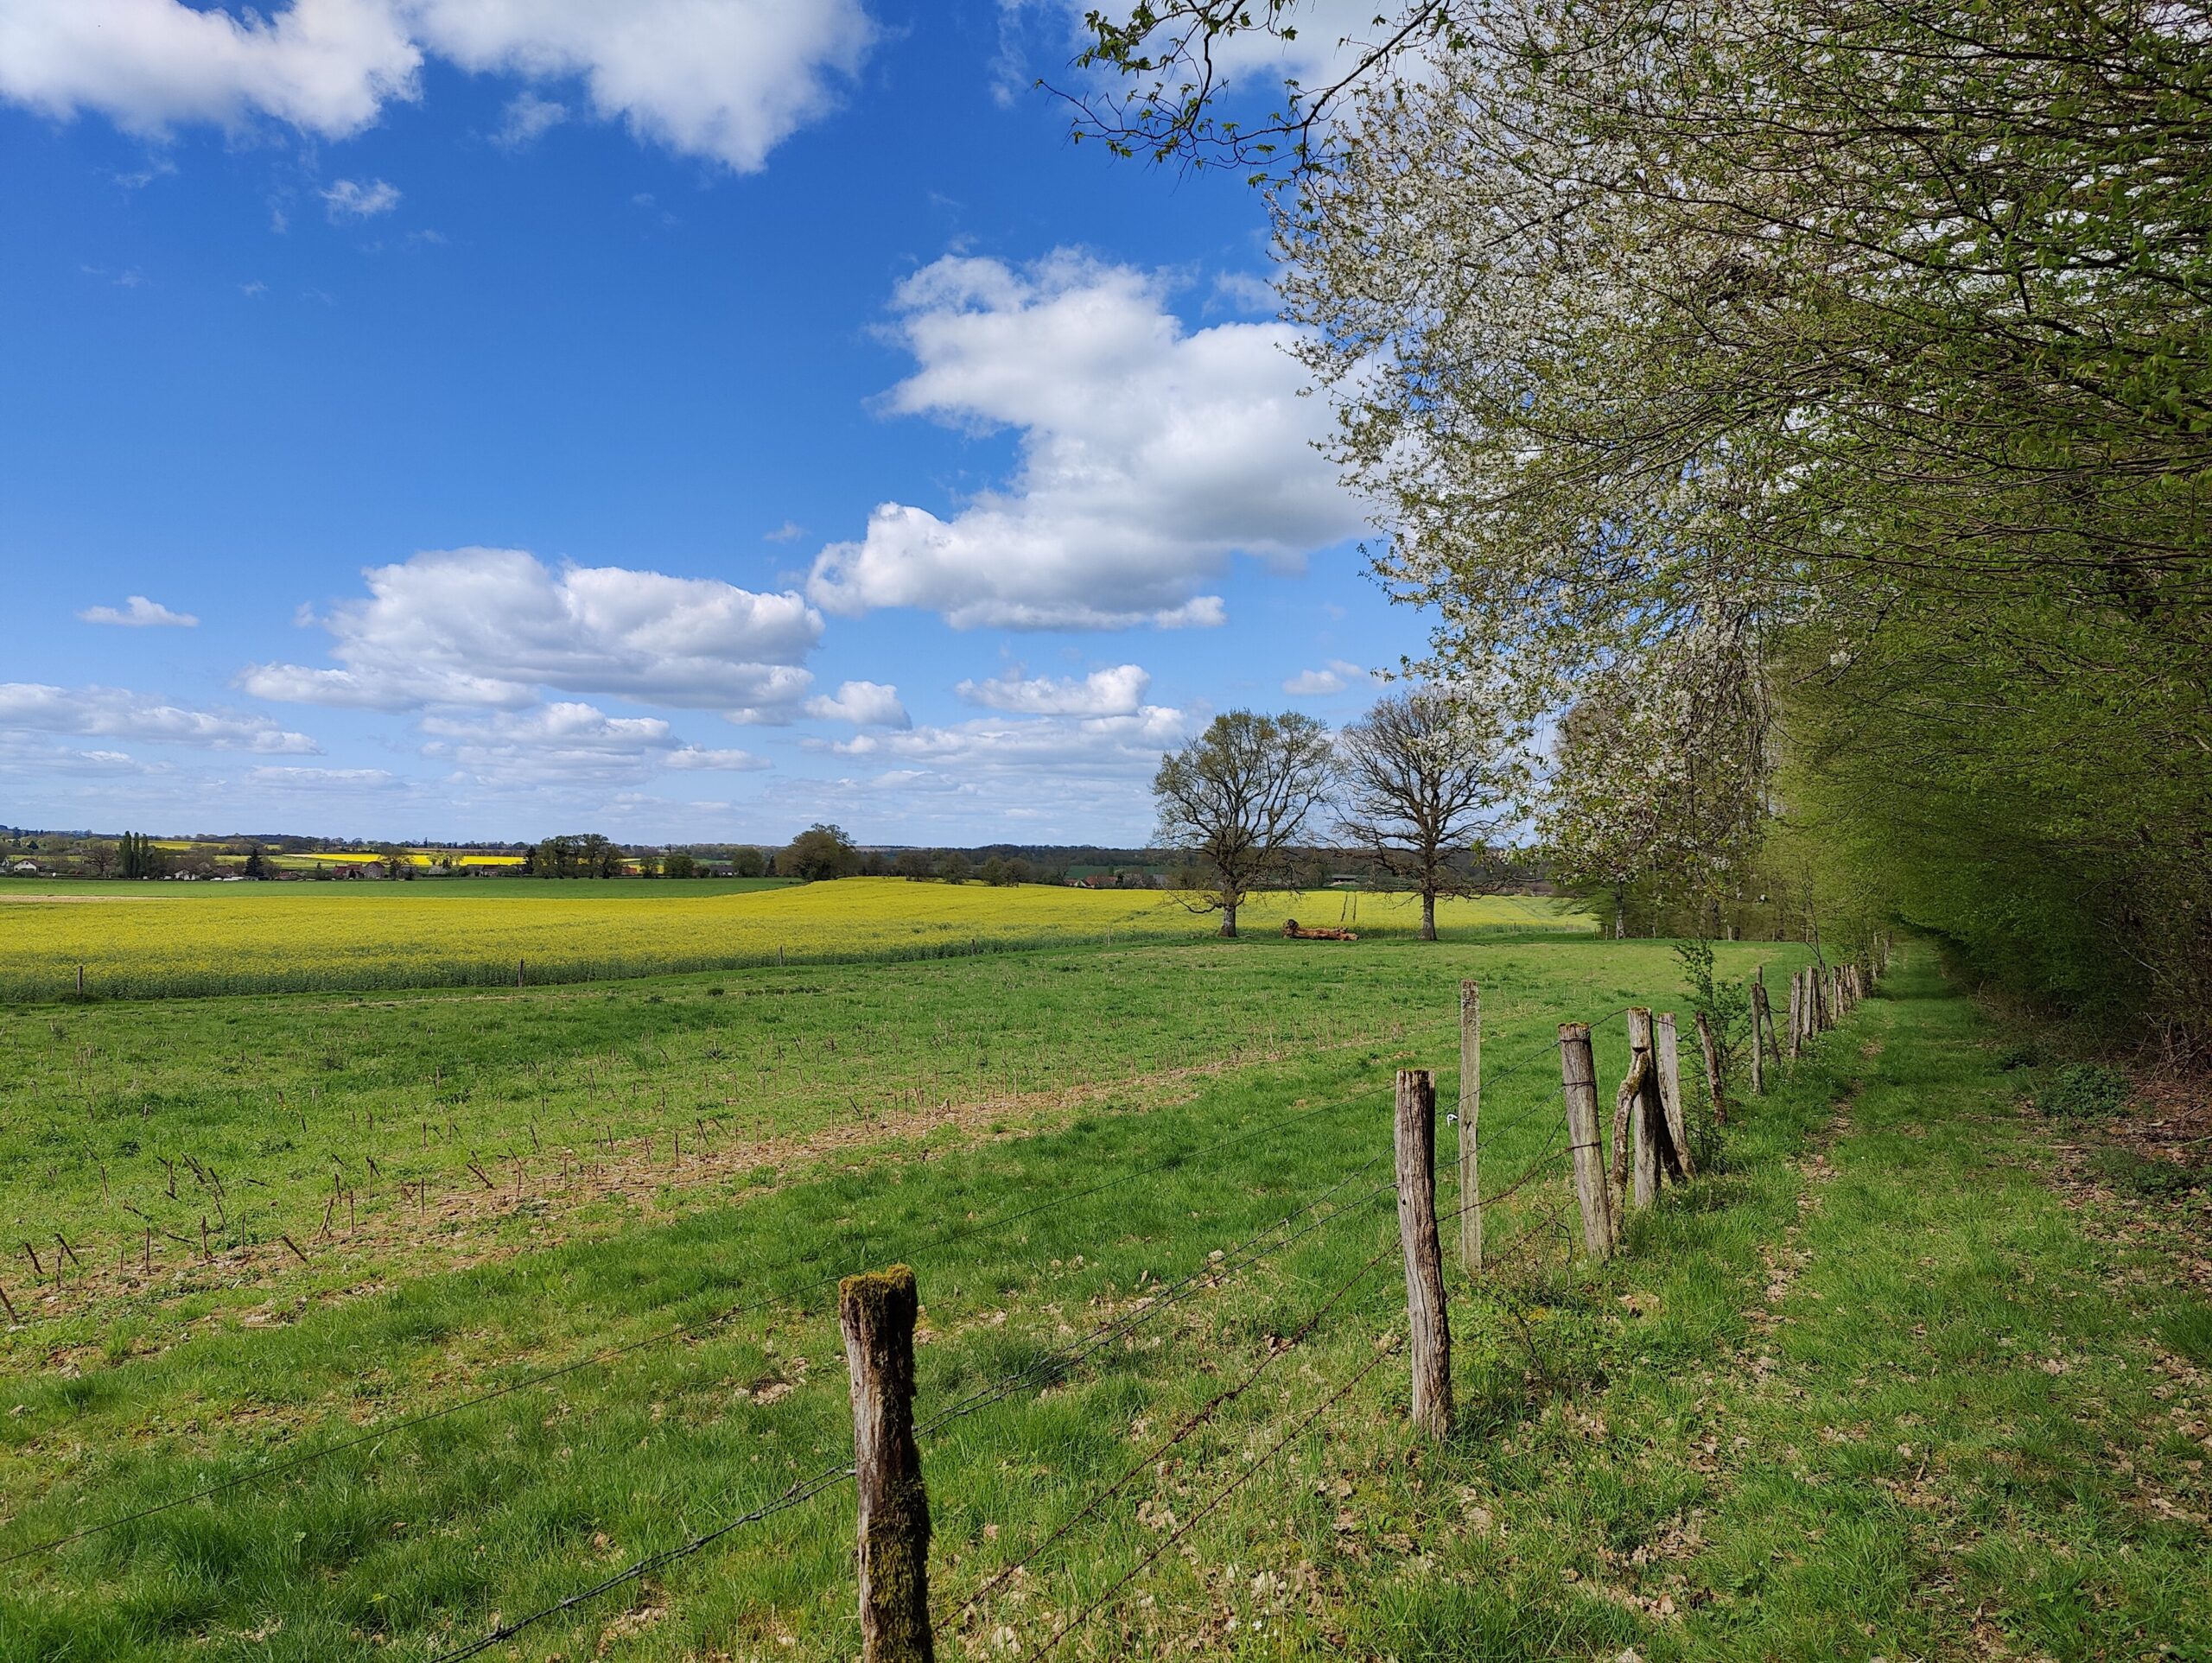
[779,823,858,883]
[1675,936,1751,1117]
[2037,1063,2133,1120]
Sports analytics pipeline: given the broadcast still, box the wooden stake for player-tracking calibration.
[1695,1010,1726,1124]
[1749,968,1769,1095]
[75,963,85,999]
[839,1266,934,1663]
[1394,1069,1452,1440]
[1653,1013,1695,1180]
[1457,981,1481,1275]
[1626,1010,1660,1211]
[1559,1024,1611,1259]
[517,958,525,989]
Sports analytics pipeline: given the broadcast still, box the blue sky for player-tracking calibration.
[0,0,1414,847]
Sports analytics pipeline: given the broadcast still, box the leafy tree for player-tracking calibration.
[242,848,269,880]
[730,847,766,879]
[936,851,973,885]
[662,851,700,879]
[894,849,936,882]
[1082,0,2212,1045]
[1338,688,1529,940]
[1153,710,1335,937]
[780,823,858,883]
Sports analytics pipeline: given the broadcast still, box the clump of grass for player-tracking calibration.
[2092,1147,2201,1200]
[1994,1038,2042,1070]
[2038,1063,2133,1119]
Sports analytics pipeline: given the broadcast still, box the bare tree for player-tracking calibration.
[1154,711,1335,937]
[1338,689,1528,940]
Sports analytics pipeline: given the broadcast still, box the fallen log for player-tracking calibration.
[1281,919,1358,942]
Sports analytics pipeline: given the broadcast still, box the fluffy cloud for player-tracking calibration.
[79,594,198,627]
[408,0,874,173]
[0,0,421,138]
[0,682,320,753]
[957,663,1149,717]
[321,176,400,217]
[1283,659,1376,696]
[817,702,1189,780]
[418,700,766,785]
[807,251,1365,631]
[803,680,909,727]
[494,88,564,148]
[242,547,822,717]
[0,0,872,170]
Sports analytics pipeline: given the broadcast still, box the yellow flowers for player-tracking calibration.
[0,879,1587,1000]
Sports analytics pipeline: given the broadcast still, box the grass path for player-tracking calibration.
[1662,956,2212,1661]
[1316,949,2210,1663]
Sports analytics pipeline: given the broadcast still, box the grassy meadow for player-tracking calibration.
[0,878,1586,1000]
[0,891,2204,1661]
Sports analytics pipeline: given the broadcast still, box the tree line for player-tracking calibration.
[1076,0,2212,1052]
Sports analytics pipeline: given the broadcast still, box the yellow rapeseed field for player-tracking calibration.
[0,879,1589,1000]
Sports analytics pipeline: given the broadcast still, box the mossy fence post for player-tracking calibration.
[1559,1024,1611,1258]
[1457,981,1482,1275]
[1394,1068,1452,1440]
[840,1266,934,1662]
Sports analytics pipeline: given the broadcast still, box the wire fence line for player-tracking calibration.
[28,961,1840,1660]
[0,1089,1398,1571]
[425,1147,1415,1659]
[431,1040,1607,1661]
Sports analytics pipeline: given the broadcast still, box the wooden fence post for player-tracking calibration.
[1626,1009,1660,1210]
[1559,1025,1611,1259]
[1653,1013,1695,1180]
[1749,968,1768,1095]
[516,958,525,989]
[1395,1070,1452,1440]
[1694,1011,1726,1126]
[1457,981,1482,1275]
[840,1266,934,1663]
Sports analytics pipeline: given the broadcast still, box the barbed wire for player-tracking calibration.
[426,1152,1403,1659]
[0,1091,1377,1570]
[1035,1342,1395,1656]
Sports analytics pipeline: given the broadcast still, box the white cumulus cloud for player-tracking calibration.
[0,682,320,753]
[807,251,1365,631]
[0,0,874,172]
[321,175,400,217]
[418,700,766,785]
[79,594,198,628]
[957,663,1150,717]
[241,547,823,718]
[803,680,909,727]
[1282,659,1375,696]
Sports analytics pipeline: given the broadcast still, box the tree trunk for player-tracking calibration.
[1421,890,1437,942]
[1219,898,1238,938]
[1611,885,1626,939]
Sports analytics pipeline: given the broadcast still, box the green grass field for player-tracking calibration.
[0,912,2204,1660]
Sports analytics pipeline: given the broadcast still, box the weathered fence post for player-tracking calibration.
[1395,1069,1452,1440]
[1457,981,1482,1275]
[1749,968,1768,1095]
[1653,1012,1695,1180]
[1694,1010,1726,1125]
[1626,1009,1660,1210]
[840,1266,934,1663]
[516,957,525,990]
[1559,1025,1611,1258]
[1786,973,1802,1058]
